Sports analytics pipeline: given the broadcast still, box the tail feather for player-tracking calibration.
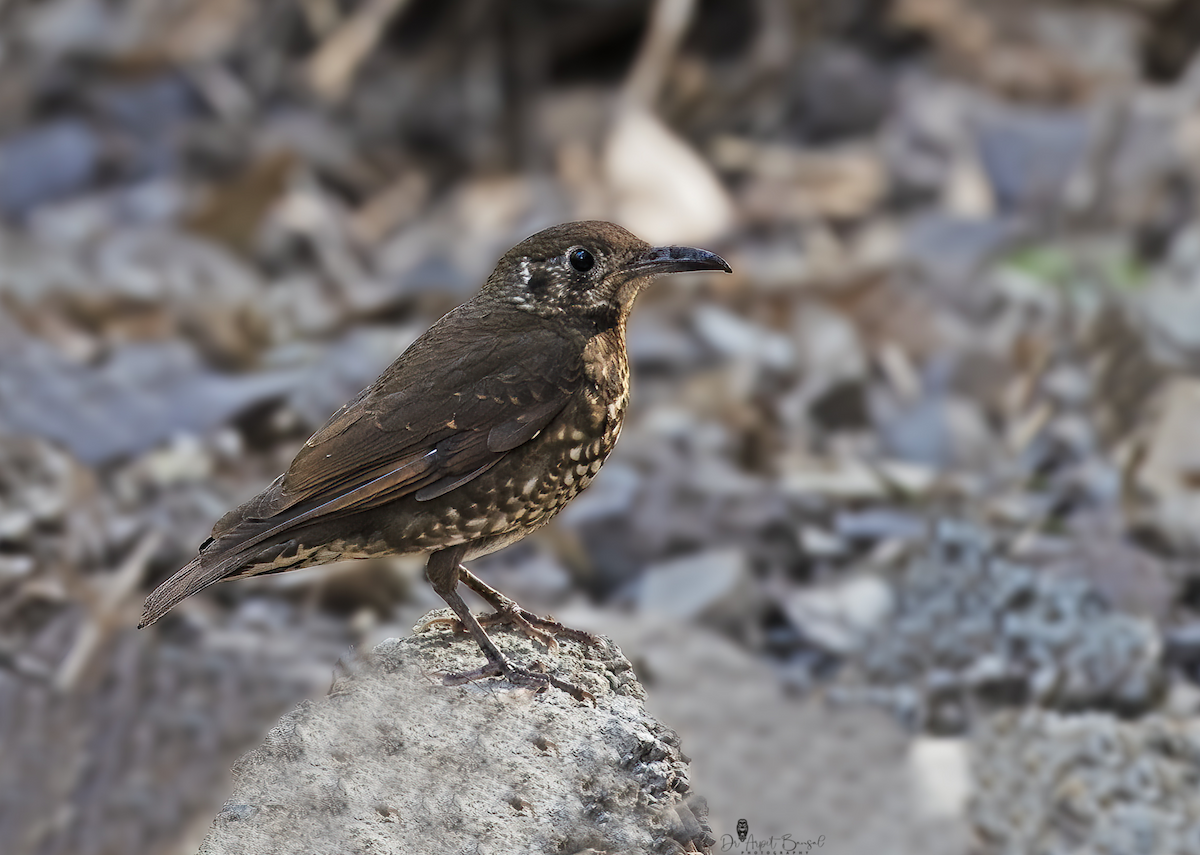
[138,551,245,628]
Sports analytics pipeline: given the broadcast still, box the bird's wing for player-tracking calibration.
[139,310,582,627]
[214,312,582,547]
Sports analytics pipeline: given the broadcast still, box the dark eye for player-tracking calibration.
[568,247,595,273]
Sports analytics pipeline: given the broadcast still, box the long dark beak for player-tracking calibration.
[629,245,732,277]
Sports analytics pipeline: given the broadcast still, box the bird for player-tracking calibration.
[139,221,731,698]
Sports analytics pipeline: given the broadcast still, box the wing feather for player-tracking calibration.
[141,307,584,627]
[208,307,581,555]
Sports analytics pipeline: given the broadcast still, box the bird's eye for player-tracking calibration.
[568,247,595,273]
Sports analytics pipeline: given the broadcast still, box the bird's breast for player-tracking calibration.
[443,331,631,549]
[367,329,632,559]
[522,329,630,506]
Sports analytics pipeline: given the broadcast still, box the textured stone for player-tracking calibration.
[972,709,1200,855]
[198,611,712,854]
[838,520,1164,731]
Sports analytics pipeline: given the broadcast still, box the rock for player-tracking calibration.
[1165,623,1200,674]
[787,43,892,143]
[781,453,938,502]
[792,302,867,388]
[908,737,971,820]
[1126,377,1200,552]
[1138,228,1200,356]
[1045,518,1175,621]
[780,454,890,500]
[834,509,928,542]
[727,139,889,222]
[0,335,299,464]
[637,549,755,630]
[627,308,704,370]
[971,709,1200,855]
[971,106,1092,214]
[783,574,894,655]
[902,213,1026,287]
[798,524,846,558]
[874,394,955,468]
[198,611,713,855]
[691,304,795,371]
[604,107,734,246]
[874,390,996,469]
[841,520,1165,731]
[0,120,100,217]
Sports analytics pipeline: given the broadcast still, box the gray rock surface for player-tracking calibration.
[198,610,712,855]
[838,521,1164,732]
[971,709,1200,855]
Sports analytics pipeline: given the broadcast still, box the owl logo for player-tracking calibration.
[737,818,749,841]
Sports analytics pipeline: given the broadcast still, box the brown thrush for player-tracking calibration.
[139,221,731,698]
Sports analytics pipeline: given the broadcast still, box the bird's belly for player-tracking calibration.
[382,395,624,556]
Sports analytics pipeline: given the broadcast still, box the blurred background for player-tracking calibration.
[4,0,1200,852]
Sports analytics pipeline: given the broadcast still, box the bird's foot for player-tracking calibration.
[456,567,600,650]
[442,655,595,704]
[477,603,599,651]
[414,607,560,648]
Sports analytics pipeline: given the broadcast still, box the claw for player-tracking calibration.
[477,609,559,649]
[428,602,599,652]
[442,655,595,704]
[414,613,462,633]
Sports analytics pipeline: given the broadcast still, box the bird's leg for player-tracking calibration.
[424,547,592,702]
[458,566,598,648]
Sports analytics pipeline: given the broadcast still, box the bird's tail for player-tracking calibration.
[139,552,242,628]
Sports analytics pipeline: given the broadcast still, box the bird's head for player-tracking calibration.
[482,221,731,329]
